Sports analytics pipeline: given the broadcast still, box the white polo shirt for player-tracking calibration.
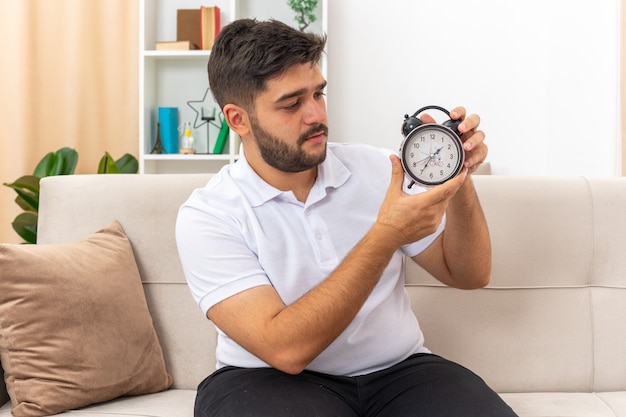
[176,142,444,376]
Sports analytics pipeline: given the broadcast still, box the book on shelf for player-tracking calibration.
[213,121,229,154]
[155,40,199,51]
[177,9,202,50]
[200,6,221,50]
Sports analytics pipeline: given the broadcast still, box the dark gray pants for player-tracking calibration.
[195,353,518,417]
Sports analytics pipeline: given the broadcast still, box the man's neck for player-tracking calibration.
[244,145,318,203]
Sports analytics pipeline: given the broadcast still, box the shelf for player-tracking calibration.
[139,0,327,174]
[143,153,236,161]
[143,50,211,59]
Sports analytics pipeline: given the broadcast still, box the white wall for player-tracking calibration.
[326,0,621,176]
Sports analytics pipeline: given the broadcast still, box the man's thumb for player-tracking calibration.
[389,154,406,189]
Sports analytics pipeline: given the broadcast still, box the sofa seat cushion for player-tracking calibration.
[0,389,195,417]
[499,392,626,417]
[5,391,626,417]
[0,221,172,417]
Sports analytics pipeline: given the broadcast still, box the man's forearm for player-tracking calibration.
[266,222,399,373]
[442,177,492,288]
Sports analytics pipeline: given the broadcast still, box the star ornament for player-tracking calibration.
[187,88,217,129]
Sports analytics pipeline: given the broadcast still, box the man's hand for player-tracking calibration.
[420,106,487,175]
[375,154,467,248]
[409,106,491,289]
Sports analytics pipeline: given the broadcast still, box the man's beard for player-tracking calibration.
[249,116,328,173]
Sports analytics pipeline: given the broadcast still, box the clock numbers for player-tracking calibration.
[401,123,464,186]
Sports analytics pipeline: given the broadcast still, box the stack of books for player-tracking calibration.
[155,6,220,51]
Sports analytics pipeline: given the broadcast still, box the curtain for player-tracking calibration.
[0,0,138,243]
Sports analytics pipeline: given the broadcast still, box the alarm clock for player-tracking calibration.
[400,105,465,188]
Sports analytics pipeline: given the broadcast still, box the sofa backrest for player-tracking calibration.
[36,174,215,390]
[29,174,626,393]
[406,176,626,393]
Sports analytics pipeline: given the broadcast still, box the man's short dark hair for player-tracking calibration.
[208,19,327,112]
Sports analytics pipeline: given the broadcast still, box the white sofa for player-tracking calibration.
[1,173,626,416]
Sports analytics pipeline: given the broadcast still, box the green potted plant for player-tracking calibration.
[287,0,318,31]
[3,147,138,243]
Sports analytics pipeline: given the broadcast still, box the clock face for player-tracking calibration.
[400,124,464,187]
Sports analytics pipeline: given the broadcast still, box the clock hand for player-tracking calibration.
[433,147,444,166]
[420,156,432,175]
[419,145,447,174]
[419,144,436,173]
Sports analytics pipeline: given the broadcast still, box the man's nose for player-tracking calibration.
[303,97,327,125]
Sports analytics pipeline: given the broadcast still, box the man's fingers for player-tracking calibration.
[420,114,436,124]
[449,106,466,122]
[386,154,409,197]
[459,114,481,136]
[425,168,467,204]
[389,153,466,204]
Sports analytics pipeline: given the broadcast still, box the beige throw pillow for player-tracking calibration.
[0,221,173,417]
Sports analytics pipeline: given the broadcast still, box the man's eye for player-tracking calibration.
[315,91,326,99]
[284,101,300,110]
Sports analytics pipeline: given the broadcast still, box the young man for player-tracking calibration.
[176,18,517,417]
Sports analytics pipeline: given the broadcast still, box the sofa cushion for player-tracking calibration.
[499,392,622,417]
[0,389,195,417]
[0,221,173,417]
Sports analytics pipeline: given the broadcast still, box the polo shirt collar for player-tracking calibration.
[231,143,351,207]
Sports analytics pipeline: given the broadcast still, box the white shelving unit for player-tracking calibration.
[139,0,327,174]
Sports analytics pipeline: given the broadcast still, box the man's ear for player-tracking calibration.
[223,104,250,137]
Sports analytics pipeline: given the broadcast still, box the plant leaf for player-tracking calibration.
[12,190,38,212]
[33,151,57,177]
[3,175,40,211]
[12,211,38,244]
[14,195,35,211]
[4,175,40,193]
[115,153,138,173]
[33,147,78,177]
[98,152,120,174]
[56,147,78,175]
